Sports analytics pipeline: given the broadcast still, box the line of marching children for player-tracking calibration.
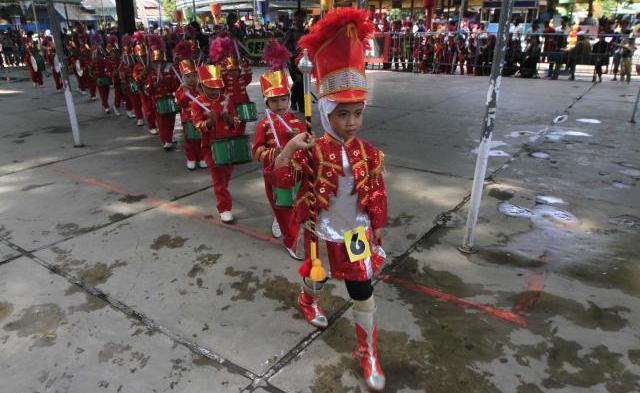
[30,11,388,390]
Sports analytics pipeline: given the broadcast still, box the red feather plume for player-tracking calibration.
[146,33,163,50]
[91,33,103,46]
[107,34,118,46]
[174,40,192,60]
[262,40,290,71]
[297,8,373,62]
[133,31,145,45]
[209,36,233,64]
[121,34,133,48]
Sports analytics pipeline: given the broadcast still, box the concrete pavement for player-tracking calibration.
[1,67,639,393]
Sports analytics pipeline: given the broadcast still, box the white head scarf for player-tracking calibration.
[318,97,367,144]
[318,97,340,143]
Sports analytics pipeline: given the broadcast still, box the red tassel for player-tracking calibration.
[298,257,312,278]
[174,40,193,60]
[263,40,290,71]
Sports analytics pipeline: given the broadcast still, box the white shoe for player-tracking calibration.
[220,211,234,223]
[286,247,303,261]
[91,96,97,101]
[126,110,135,118]
[149,128,158,135]
[163,142,174,150]
[33,82,37,88]
[104,107,110,114]
[113,107,121,116]
[271,218,282,238]
[136,119,144,126]
[56,89,62,93]
[80,90,87,96]
[186,160,196,170]
[198,160,208,169]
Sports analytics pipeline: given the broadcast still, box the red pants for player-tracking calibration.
[113,82,131,110]
[182,123,205,162]
[52,70,63,90]
[139,93,156,129]
[203,146,233,213]
[299,230,384,281]
[129,92,143,119]
[156,114,176,144]
[264,177,300,249]
[83,75,96,98]
[97,85,110,109]
[302,229,383,282]
[29,69,43,86]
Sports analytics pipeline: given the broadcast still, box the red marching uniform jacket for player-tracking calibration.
[145,68,180,100]
[223,69,252,105]
[175,85,198,123]
[266,134,387,230]
[190,94,242,147]
[253,112,305,171]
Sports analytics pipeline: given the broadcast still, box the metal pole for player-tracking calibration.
[46,0,83,147]
[64,3,70,29]
[460,0,513,253]
[630,85,640,123]
[458,0,465,32]
[192,0,196,22]
[298,48,313,135]
[158,0,163,31]
[32,1,39,34]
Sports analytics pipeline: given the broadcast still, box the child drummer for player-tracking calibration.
[267,9,387,391]
[175,41,207,171]
[191,63,242,223]
[253,41,305,259]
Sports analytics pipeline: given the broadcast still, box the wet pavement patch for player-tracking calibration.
[540,338,639,392]
[3,303,65,347]
[118,194,147,203]
[609,215,640,232]
[488,187,515,201]
[108,213,133,222]
[65,260,127,292]
[56,222,99,237]
[513,292,629,331]
[0,302,14,321]
[150,234,188,250]
[98,342,132,363]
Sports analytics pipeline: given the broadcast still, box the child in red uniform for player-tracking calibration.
[91,34,115,114]
[268,10,387,391]
[45,37,63,91]
[120,34,144,125]
[191,64,242,223]
[253,41,305,258]
[145,34,180,150]
[24,40,44,88]
[133,32,157,135]
[174,45,207,170]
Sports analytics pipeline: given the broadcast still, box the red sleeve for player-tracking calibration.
[175,88,189,108]
[265,149,307,189]
[191,99,209,133]
[365,146,387,230]
[253,118,278,167]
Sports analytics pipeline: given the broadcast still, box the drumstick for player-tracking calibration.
[265,109,282,149]
[185,90,210,113]
[171,65,183,84]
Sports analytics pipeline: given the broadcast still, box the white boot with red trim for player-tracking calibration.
[353,305,385,391]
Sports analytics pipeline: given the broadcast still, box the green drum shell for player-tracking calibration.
[35,55,46,72]
[97,76,113,87]
[211,135,251,166]
[185,121,200,140]
[235,102,257,122]
[274,181,301,208]
[155,96,180,115]
[129,80,139,93]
